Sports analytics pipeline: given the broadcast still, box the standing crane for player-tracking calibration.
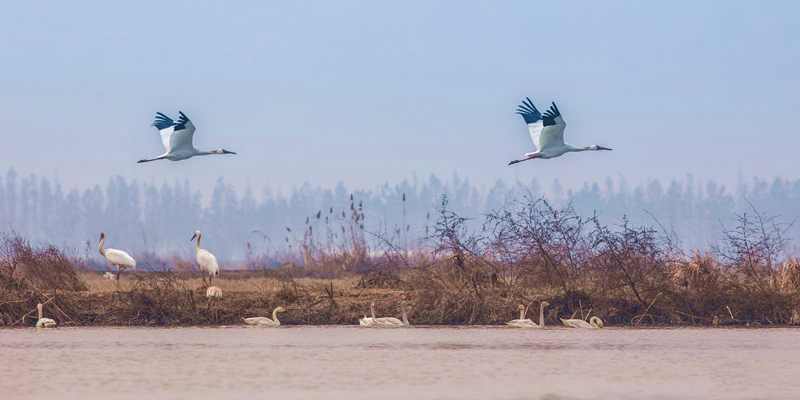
[138,111,236,163]
[191,230,219,287]
[509,98,612,165]
[99,232,136,282]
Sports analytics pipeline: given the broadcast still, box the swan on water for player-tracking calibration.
[244,307,286,326]
[506,304,534,328]
[35,303,56,328]
[507,301,549,328]
[360,301,410,327]
[560,316,604,329]
[359,302,378,325]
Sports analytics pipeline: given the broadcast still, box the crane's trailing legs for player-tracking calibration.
[137,156,165,163]
[508,154,542,165]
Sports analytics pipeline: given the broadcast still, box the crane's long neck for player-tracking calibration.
[537,303,546,328]
[38,303,43,320]
[568,145,588,153]
[99,237,106,256]
[272,308,281,325]
[401,303,408,325]
[196,234,201,251]
[196,149,226,156]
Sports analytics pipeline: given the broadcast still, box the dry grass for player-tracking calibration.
[82,271,356,294]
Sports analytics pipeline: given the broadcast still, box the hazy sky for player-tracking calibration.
[2,1,798,198]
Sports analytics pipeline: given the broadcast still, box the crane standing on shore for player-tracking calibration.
[99,232,136,283]
[192,230,219,287]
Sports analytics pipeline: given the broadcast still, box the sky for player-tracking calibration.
[1,1,799,200]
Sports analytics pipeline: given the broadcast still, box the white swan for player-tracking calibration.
[561,316,604,329]
[35,303,56,328]
[191,230,219,287]
[360,301,410,327]
[506,304,535,328]
[358,302,377,326]
[507,301,549,328]
[243,307,286,326]
[374,301,410,327]
[359,302,381,326]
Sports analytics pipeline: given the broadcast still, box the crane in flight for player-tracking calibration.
[138,111,236,163]
[509,98,611,165]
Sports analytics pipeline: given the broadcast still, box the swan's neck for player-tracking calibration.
[272,308,281,325]
[537,303,546,328]
[401,303,408,325]
[590,316,601,328]
[519,308,525,320]
[370,304,376,319]
[38,304,43,320]
[99,237,106,256]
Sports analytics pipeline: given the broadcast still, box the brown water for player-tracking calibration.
[2,326,798,400]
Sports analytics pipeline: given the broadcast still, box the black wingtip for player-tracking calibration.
[516,96,542,124]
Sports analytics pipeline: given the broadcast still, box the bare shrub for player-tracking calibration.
[0,231,87,293]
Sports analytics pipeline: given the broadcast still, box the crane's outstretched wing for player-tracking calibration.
[516,97,544,152]
[151,111,196,152]
[538,102,566,151]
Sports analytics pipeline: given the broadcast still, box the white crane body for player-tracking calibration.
[192,230,219,286]
[138,111,236,163]
[509,98,612,165]
[99,232,136,282]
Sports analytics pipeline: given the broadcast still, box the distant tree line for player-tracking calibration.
[0,167,797,262]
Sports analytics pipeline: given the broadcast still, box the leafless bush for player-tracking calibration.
[0,231,87,293]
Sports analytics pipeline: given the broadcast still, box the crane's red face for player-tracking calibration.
[99,232,105,241]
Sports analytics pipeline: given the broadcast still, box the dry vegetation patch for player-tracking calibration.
[2,196,799,326]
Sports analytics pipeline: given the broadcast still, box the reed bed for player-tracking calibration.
[1,195,800,327]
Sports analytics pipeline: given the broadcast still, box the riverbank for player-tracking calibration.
[2,269,798,327]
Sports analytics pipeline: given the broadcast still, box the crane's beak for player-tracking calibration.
[190,234,197,241]
[222,149,236,155]
[598,146,613,151]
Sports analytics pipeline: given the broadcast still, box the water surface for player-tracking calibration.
[2,326,798,400]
